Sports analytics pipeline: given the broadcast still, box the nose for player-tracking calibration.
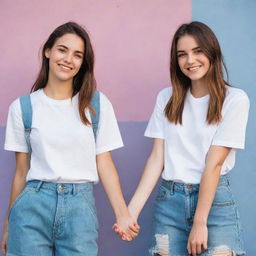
[63,52,72,63]
[187,53,195,64]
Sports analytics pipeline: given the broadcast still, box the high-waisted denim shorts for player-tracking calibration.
[150,175,245,256]
[7,180,98,256]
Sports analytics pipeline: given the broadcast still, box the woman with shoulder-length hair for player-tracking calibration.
[114,21,249,256]
[2,21,139,256]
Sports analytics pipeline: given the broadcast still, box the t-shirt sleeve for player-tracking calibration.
[95,93,124,155]
[211,93,250,149]
[144,91,166,139]
[4,99,29,153]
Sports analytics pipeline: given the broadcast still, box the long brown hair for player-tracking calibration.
[31,22,96,125]
[165,21,229,125]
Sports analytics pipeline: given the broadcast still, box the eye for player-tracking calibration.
[75,54,83,59]
[195,49,203,54]
[177,53,186,58]
[58,48,66,53]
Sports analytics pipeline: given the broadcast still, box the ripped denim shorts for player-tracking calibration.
[149,175,245,256]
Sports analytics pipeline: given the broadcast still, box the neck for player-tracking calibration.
[190,79,209,98]
[44,77,73,100]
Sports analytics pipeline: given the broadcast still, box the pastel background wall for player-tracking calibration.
[0,0,255,255]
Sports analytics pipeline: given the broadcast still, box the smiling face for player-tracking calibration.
[45,33,84,83]
[177,34,210,82]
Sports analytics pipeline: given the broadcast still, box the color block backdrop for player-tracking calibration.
[0,0,255,255]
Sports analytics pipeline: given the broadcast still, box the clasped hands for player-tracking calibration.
[112,214,140,242]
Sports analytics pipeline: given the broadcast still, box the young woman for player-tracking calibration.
[114,22,249,255]
[1,22,139,256]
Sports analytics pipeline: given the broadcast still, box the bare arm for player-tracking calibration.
[8,153,30,209]
[1,152,29,255]
[187,145,231,256]
[96,151,139,240]
[128,138,164,221]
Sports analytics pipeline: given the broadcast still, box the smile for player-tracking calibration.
[187,66,201,71]
[58,64,73,70]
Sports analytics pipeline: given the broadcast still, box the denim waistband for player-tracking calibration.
[161,175,230,194]
[26,180,93,194]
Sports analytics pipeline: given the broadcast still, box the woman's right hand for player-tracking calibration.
[1,220,8,255]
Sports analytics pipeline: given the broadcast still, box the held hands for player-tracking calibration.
[187,222,208,256]
[112,214,140,242]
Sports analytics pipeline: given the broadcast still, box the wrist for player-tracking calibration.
[193,218,207,226]
[128,203,140,221]
[115,208,130,220]
[128,206,139,221]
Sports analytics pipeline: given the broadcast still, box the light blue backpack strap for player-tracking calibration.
[89,91,100,141]
[19,94,32,153]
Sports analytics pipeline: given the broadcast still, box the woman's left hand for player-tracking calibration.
[187,223,208,256]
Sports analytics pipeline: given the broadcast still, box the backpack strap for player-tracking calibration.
[19,91,100,153]
[89,91,100,141]
[19,94,32,153]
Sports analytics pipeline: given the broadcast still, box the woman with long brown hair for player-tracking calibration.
[2,22,139,256]
[115,21,249,255]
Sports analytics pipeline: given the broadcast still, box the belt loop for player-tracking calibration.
[72,184,76,195]
[170,181,174,195]
[36,181,43,192]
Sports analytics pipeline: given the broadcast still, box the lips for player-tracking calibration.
[58,64,73,70]
[187,65,201,71]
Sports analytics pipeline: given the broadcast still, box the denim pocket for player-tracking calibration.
[81,190,98,224]
[8,187,31,219]
[212,184,235,207]
[156,185,170,201]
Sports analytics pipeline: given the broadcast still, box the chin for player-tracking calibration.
[57,73,74,80]
[188,73,206,81]
[57,76,73,82]
[190,76,204,81]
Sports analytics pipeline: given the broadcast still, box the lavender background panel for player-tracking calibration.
[1,120,255,256]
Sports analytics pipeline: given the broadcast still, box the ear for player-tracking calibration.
[45,49,50,58]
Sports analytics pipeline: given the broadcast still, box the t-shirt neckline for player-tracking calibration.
[187,89,209,102]
[40,89,77,105]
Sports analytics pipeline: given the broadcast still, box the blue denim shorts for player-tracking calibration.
[150,175,245,256]
[7,180,98,256]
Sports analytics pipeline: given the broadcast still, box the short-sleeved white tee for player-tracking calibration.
[5,89,123,183]
[145,86,250,184]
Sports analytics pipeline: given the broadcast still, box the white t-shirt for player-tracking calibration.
[145,86,250,184]
[5,89,123,183]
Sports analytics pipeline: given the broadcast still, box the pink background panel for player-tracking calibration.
[0,0,191,124]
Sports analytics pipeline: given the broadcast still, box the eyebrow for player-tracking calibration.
[57,44,84,55]
[177,46,201,53]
